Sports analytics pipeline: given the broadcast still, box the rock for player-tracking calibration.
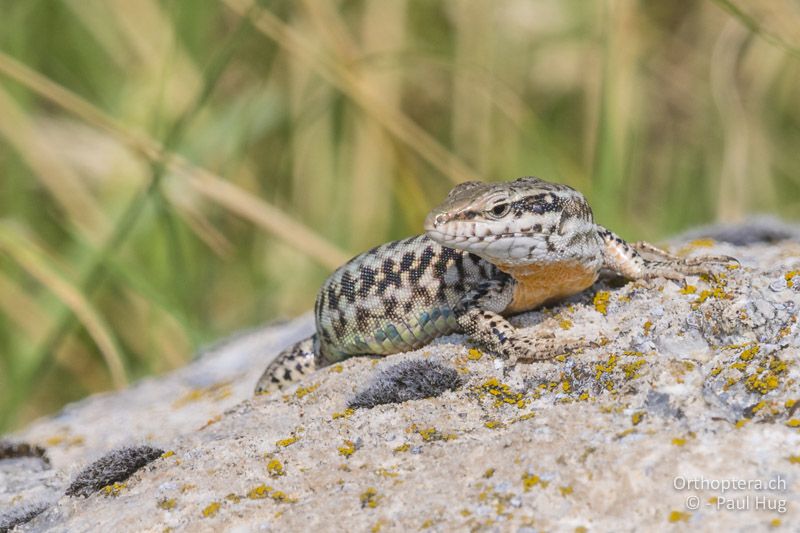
[3,226,800,531]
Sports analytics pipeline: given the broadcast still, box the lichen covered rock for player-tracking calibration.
[3,223,800,531]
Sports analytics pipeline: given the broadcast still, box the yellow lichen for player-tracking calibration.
[680,285,697,295]
[294,383,319,399]
[174,382,232,407]
[331,364,344,373]
[643,321,653,335]
[668,510,689,522]
[467,348,483,361]
[745,374,778,394]
[44,434,84,447]
[375,468,399,478]
[595,354,618,379]
[248,484,272,499]
[788,455,800,464]
[332,408,355,420]
[631,412,645,426]
[514,412,536,423]
[102,482,127,497]
[267,458,285,477]
[559,319,573,330]
[593,291,610,315]
[360,487,379,508]
[225,493,241,503]
[338,440,356,457]
[622,360,646,380]
[158,498,177,510]
[270,490,297,503]
[740,345,760,361]
[559,485,573,496]
[692,285,730,308]
[484,468,495,478]
[161,450,175,459]
[201,415,221,429]
[484,420,505,430]
[786,419,800,428]
[202,502,221,518]
[276,436,299,447]
[476,378,527,408]
[744,355,787,395]
[418,428,438,441]
[393,443,410,453]
[671,438,686,447]
[785,271,800,288]
[522,472,547,491]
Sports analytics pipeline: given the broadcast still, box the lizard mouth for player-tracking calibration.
[426,227,544,245]
[427,229,544,249]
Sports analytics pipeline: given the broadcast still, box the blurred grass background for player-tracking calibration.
[1,0,799,430]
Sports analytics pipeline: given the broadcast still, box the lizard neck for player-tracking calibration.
[495,261,599,315]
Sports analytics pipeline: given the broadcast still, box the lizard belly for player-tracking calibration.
[323,306,459,362]
[498,261,599,315]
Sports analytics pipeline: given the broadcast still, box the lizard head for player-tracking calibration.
[424,177,598,266]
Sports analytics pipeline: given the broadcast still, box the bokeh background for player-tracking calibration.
[1,0,799,430]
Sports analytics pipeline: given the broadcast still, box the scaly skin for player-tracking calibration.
[255,177,734,394]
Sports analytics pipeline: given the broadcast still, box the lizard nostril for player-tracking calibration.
[435,214,448,226]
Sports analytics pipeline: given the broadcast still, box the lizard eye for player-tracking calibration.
[488,203,510,218]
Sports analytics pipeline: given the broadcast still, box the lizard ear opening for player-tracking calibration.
[514,176,545,185]
[447,181,485,199]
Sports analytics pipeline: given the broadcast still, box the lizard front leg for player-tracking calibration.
[454,279,583,363]
[600,227,736,280]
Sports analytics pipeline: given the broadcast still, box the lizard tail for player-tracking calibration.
[254,335,317,394]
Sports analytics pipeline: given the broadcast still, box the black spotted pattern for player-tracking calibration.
[313,235,505,363]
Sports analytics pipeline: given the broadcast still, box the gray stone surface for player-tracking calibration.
[3,224,800,531]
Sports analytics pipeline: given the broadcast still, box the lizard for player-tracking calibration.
[254,176,734,394]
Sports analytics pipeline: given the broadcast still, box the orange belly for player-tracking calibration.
[497,261,599,315]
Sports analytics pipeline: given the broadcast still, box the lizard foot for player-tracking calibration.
[500,335,587,364]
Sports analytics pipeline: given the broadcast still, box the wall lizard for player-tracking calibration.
[255,177,734,393]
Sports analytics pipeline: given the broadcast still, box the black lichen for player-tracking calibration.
[678,216,800,246]
[0,502,49,532]
[0,440,49,465]
[348,359,463,409]
[65,445,164,497]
